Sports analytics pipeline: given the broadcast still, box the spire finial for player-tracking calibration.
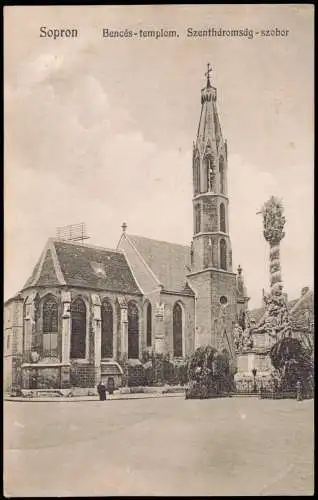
[237,264,242,275]
[121,222,127,233]
[205,63,212,88]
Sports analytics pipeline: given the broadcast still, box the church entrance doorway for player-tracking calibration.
[128,302,139,359]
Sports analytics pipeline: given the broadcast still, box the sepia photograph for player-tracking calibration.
[4,4,314,497]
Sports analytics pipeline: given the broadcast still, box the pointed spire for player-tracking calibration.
[196,65,223,153]
[237,265,249,300]
[205,63,212,88]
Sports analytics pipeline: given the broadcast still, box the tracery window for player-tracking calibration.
[206,156,216,191]
[220,239,227,270]
[220,203,226,233]
[101,300,113,358]
[42,296,58,356]
[70,298,86,359]
[173,303,183,357]
[146,302,152,348]
[194,158,200,194]
[219,157,225,194]
[195,204,201,234]
[128,302,139,359]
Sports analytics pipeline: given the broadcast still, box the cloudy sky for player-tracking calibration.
[4,5,314,308]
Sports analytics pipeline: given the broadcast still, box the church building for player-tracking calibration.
[4,68,249,392]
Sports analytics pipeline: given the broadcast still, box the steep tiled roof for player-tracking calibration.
[23,239,141,294]
[24,255,42,288]
[127,234,193,294]
[37,249,61,286]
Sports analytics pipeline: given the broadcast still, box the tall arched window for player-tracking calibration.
[220,203,226,232]
[146,302,152,347]
[173,303,183,357]
[220,239,227,270]
[206,156,216,192]
[195,204,201,234]
[101,300,113,358]
[128,302,139,359]
[219,157,225,194]
[194,158,200,194]
[70,298,86,359]
[42,295,58,356]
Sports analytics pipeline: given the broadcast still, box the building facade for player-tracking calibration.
[4,69,248,391]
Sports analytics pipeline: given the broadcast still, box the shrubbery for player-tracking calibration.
[270,337,314,395]
[140,350,189,387]
[186,345,234,399]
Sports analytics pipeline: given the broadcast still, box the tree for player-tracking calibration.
[270,337,314,393]
[186,345,233,399]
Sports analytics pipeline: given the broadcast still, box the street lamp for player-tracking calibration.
[252,368,257,393]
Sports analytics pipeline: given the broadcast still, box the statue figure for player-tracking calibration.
[233,323,244,351]
[256,197,294,345]
[259,196,286,293]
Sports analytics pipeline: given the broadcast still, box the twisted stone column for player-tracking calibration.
[259,196,291,345]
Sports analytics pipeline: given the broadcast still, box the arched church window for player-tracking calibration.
[70,298,86,359]
[194,158,200,194]
[128,302,139,359]
[195,204,201,234]
[101,300,113,358]
[220,203,226,232]
[146,302,152,347]
[219,157,225,194]
[173,303,183,357]
[43,296,58,333]
[42,295,58,357]
[220,239,227,270]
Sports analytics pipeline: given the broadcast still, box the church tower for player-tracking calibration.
[187,65,238,354]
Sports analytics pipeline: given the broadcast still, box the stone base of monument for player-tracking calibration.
[234,349,276,393]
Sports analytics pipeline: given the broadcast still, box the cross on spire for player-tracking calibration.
[205,63,212,87]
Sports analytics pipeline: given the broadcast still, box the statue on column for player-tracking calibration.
[257,197,292,346]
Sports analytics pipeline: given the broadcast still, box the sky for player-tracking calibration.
[4,5,314,309]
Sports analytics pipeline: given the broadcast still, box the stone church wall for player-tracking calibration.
[160,292,195,357]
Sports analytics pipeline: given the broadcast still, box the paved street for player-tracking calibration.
[4,397,314,496]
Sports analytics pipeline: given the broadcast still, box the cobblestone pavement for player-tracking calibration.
[4,397,314,496]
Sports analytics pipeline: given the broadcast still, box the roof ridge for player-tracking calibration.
[128,233,191,249]
[52,238,123,254]
[122,234,162,287]
[49,239,66,285]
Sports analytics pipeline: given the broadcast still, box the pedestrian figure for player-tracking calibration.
[296,379,302,402]
[97,380,107,401]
